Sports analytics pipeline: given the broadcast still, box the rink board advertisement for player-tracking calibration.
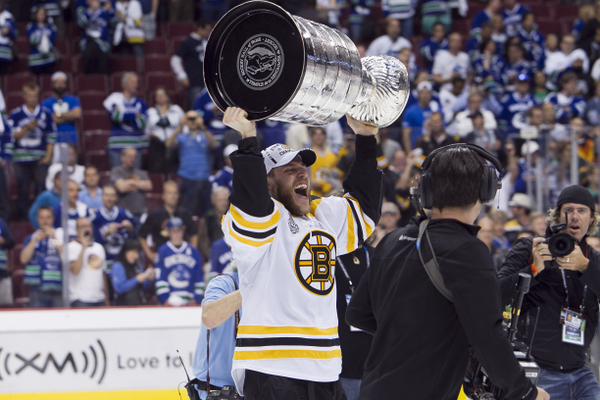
[0,307,202,398]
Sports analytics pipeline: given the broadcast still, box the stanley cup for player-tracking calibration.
[203,0,410,128]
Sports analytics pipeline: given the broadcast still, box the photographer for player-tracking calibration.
[499,185,600,399]
[346,144,548,400]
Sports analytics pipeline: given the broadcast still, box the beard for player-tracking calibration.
[53,87,66,97]
[272,179,311,217]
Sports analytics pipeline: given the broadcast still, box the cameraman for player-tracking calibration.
[346,144,548,400]
[499,185,600,399]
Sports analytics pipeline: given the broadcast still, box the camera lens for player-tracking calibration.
[548,233,575,258]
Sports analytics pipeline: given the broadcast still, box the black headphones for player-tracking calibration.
[411,143,503,211]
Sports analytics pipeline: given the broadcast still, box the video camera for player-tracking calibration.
[463,273,540,400]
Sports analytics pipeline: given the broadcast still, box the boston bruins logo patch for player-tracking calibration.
[294,231,336,296]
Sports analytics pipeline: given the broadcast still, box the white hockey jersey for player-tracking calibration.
[222,195,374,394]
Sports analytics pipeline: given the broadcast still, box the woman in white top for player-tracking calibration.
[146,87,184,174]
[114,0,145,58]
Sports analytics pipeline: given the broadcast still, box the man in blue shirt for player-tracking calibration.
[78,165,104,210]
[29,171,62,229]
[42,71,82,155]
[401,81,440,151]
[192,268,241,399]
[165,110,217,216]
[9,81,56,220]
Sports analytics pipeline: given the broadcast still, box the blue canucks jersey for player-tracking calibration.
[8,105,56,162]
[0,10,17,62]
[77,5,116,53]
[420,38,448,72]
[90,206,136,265]
[210,166,233,192]
[502,4,530,37]
[545,92,587,124]
[500,92,538,134]
[155,241,204,304]
[26,22,57,68]
[517,27,545,72]
[209,237,233,274]
[103,93,148,150]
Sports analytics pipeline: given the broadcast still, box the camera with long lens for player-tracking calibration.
[544,223,576,258]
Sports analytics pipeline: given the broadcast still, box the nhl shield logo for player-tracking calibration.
[237,34,284,91]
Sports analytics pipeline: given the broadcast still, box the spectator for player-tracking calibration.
[420,22,448,73]
[145,86,184,174]
[0,4,16,75]
[42,72,82,157]
[573,3,595,42]
[420,0,452,36]
[504,192,533,244]
[31,0,64,38]
[517,13,545,72]
[316,0,345,29]
[68,217,108,307]
[490,14,507,54]
[545,72,587,125]
[54,180,90,238]
[544,35,589,85]
[139,180,198,262]
[197,186,229,261]
[0,218,15,306]
[78,165,103,210]
[210,143,236,192]
[464,111,500,157]
[114,0,145,59]
[499,74,537,134]
[29,171,62,229]
[414,111,455,156]
[402,81,440,151]
[586,82,600,125]
[539,102,568,142]
[0,114,11,222]
[155,217,204,306]
[530,211,547,237]
[512,140,541,197]
[503,43,533,89]
[91,184,136,270]
[45,143,85,190]
[439,76,467,124]
[110,147,152,222]
[501,0,530,38]
[471,38,506,91]
[22,205,63,308]
[171,19,212,109]
[77,0,116,74]
[111,238,153,305]
[346,0,376,42]
[470,0,501,39]
[533,70,549,104]
[193,89,228,141]
[453,92,498,138]
[9,82,56,221]
[381,0,415,38]
[489,209,511,261]
[208,237,233,276]
[26,7,57,76]
[545,32,560,58]
[522,106,544,133]
[397,47,417,82]
[103,72,148,169]
[309,127,340,197]
[165,110,216,216]
[467,21,494,63]
[572,58,595,98]
[378,127,402,163]
[365,18,411,58]
[432,32,469,91]
[336,133,357,179]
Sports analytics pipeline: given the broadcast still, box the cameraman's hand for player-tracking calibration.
[557,244,589,271]
[535,387,550,400]
[532,237,552,275]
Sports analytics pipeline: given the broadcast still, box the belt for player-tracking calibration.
[193,378,222,391]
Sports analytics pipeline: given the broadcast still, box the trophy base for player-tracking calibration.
[204,1,306,121]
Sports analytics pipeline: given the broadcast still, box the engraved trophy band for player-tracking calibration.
[203,0,410,127]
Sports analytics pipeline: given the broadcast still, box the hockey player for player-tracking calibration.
[221,107,382,400]
[155,217,204,305]
[90,184,136,270]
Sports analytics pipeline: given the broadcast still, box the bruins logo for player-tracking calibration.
[294,231,336,296]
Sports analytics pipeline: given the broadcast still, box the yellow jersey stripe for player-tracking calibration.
[346,196,374,238]
[230,206,281,231]
[310,198,322,216]
[238,325,338,336]
[233,349,341,361]
[345,201,356,254]
[228,224,275,247]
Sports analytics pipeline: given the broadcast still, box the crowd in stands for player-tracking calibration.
[0,0,599,308]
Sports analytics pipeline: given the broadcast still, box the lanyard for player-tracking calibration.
[560,269,588,314]
[337,247,370,294]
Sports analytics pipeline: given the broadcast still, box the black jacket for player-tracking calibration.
[346,217,537,400]
[498,236,600,371]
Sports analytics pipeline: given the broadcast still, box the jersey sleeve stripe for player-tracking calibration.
[237,325,338,336]
[346,196,375,238]
[230,205,280,230]
[237,337,340,347]
[232,220,277,239]
[345,201,357,254]
[233,349,341,361]
[310,198,322,216]
[228,223,275,247]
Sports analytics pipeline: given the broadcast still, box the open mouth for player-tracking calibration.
[569,225,580,233]
[294,183,308,199]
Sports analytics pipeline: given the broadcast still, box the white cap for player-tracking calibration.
[417,81,433,93]
[51,71,67,83]
[223,144,238,158]
[521,141,539,156]
[261,144,316,175]
[508,193,533,210]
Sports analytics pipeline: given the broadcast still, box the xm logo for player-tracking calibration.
[0,339,107,384]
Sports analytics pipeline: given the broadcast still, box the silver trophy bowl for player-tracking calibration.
[204,0,410,128]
